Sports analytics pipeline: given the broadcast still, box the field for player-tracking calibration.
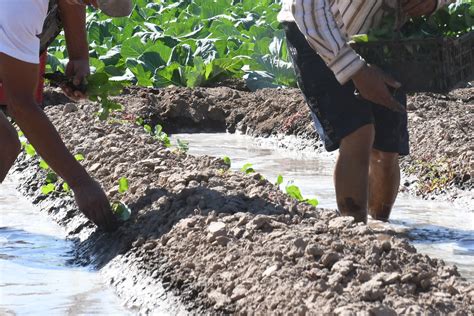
[6,0,474,314]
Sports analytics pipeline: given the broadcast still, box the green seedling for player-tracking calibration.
[44,71,128,121]
[222,156,231,167]
[118,177,129,194]
[176,138,190,153]
[241,163,255,174]
[112,201,131,221]
[275,174,283,186]
[285,181,319,207]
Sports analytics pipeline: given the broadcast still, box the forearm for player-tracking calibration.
[58,0,89,60]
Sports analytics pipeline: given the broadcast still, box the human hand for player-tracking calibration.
[63,0,98,7]
[62,59,89,100]
[73,179,119,232]
[351,64,405,113]
[402,0,437,17]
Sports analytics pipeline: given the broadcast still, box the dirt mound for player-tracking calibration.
[11,101,473,314]
[71,85,470,200]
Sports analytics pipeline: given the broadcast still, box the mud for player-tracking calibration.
[43,85,473,202]
[10,99,474,314]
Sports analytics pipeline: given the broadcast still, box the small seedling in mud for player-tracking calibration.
[278,175,319,207]
[176,138,189,153]
[44,71,128,121]
[139,121,172,148]
[25,144,36,157]
[118,177,129,194]
[222,156,231,167]
[275,174,283,186]
[112,177,131,221]
[241,163,255,174]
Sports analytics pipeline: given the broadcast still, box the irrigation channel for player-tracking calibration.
[171,133,474,281]
[0,180,131,315]
[0,132,472,314]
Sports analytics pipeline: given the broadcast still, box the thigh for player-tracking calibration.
[372,89,409,155]
[0,53,39,103]
[284,22,374,151]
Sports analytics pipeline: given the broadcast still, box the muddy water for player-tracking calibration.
[171,133,474,281]
[0,179,130,315]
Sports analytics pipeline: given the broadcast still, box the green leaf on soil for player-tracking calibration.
[241,163,255,174]
[41,183,56,195]
[305,198,319,207]
[118,177,129,193]
[222,156,231,167]
[62,182,71,193]
[112,201,132,221]
[25,144,36,157]
[74,154,85,161]
[45,172,58,184]
[285,184,304,201]
[39,159,50,170]
[275,174,283,186]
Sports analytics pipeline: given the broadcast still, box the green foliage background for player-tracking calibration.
[46,0,473,90]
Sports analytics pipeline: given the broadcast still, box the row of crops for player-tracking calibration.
[47,0,473,90]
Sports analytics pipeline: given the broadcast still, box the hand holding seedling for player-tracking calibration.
[351,64,405,113]
[62,59,90,100]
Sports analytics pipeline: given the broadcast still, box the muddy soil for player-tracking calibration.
[49,85,473,201]
[10,101,473,314]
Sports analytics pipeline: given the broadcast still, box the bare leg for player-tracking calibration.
[368,149,400,221]
[0,111,21,182]
[0,53,117,231]
[334,124,375,223]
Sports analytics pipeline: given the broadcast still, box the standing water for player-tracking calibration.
[171,133,474,281]
[0,179,130,315]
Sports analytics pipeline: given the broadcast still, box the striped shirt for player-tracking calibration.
[278,0,454,84]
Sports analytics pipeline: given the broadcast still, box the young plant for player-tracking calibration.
[44,71,128,120]
[112,177,131,221]
[241,163,255,174]
[176,138,190,153]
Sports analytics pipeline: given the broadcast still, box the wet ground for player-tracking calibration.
[170,133,474,281]
[0,179,130,315]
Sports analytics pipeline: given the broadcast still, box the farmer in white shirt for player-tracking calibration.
[278,0,454,222]
[0,0,131,231]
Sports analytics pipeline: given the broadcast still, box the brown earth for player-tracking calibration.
[10,96,474,314]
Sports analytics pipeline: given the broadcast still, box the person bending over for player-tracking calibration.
[0,0,131,231]
[278,0,453,222]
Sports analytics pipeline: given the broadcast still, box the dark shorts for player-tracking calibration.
[283,22,409,155]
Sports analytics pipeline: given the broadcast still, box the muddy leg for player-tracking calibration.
[0,53,117,231]
[368,149,400,221]
[334,124,375,223]
[0,111,21,182]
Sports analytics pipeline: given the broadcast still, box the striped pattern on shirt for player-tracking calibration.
[278,0,454,84]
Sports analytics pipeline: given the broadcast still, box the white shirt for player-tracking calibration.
[278,0,454,84]
[0,0,49,64]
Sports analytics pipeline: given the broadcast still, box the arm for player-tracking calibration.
[292,0,404,112]
[291,0,365,85]
[58,0,90,99]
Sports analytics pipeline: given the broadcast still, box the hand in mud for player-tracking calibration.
[72,179,119,232]
[402,0,437,17]
[351,64,405,113]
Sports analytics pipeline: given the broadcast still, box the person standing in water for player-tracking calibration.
[278,0,454,222]
[0,0,132,231]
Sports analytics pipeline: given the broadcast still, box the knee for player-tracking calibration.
[371,149,398,167]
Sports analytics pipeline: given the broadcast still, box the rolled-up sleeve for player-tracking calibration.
[291,0,366,84]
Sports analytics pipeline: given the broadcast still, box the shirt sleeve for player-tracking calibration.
[291,0,366,85]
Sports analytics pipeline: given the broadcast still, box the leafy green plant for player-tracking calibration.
[47,0,296,90]
[44,71,128,120]
[275,174,283,186]
[118,177,129,194]
[241,162,255,174]
[176,138,190,153]
[222,156,231,167]
[112,177,131,221]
